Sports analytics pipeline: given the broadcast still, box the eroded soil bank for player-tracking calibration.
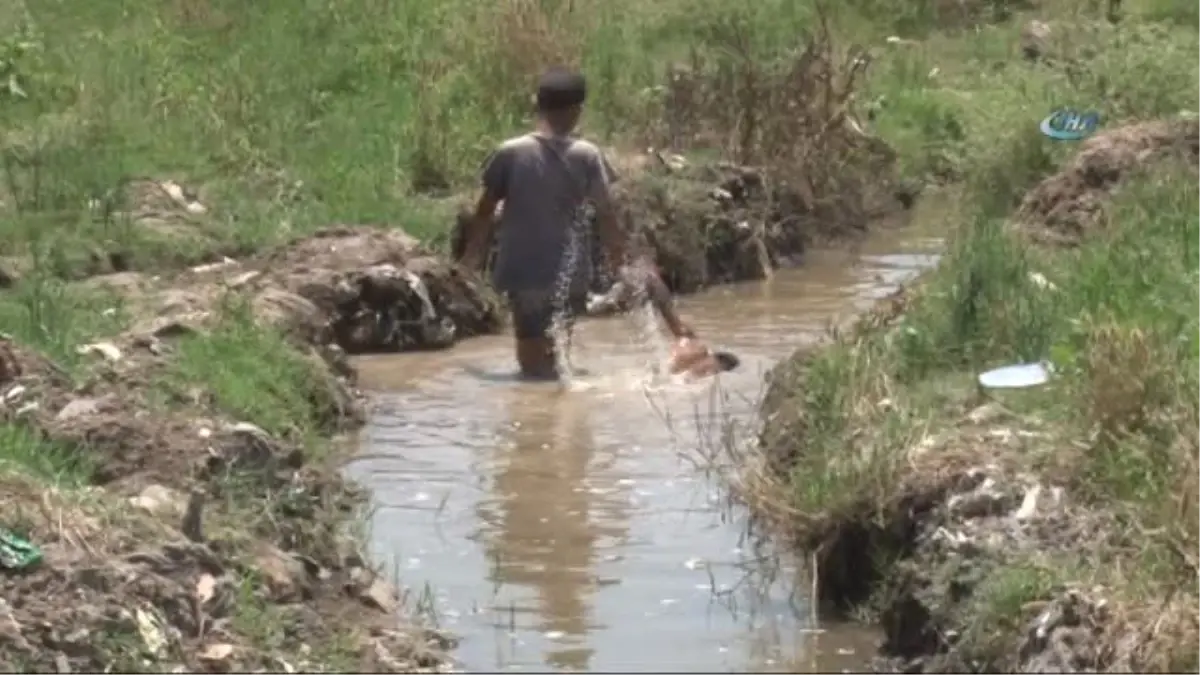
[753,119,1200,673]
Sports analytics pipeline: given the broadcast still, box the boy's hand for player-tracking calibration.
[672,321,697,339]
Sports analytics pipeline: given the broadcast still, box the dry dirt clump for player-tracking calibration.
[258,226,503,353]
[1015,118,1199,246]
[86,225,505,357]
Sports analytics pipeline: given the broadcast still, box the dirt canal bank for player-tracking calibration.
[345,218,941,672]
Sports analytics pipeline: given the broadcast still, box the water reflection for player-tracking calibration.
[480,387,632,671]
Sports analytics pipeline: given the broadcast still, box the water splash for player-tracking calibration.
[548,197,683,387]
[547,203,592,385]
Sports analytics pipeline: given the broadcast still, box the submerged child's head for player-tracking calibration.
[713,351,740,372]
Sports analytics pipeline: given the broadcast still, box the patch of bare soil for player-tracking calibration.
[0,226,503,672]
[1015,118,1199,246]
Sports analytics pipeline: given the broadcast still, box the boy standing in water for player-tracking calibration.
[459,66,735,380]
[458,68,631,379]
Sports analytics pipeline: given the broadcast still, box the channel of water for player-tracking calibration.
[344,222,942,672]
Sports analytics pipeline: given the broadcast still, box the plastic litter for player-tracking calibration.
[0,528,42,570]
[978,362,1052,389]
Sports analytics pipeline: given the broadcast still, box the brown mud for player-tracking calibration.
[754,119,1200,674]
[1015,118,1199,247]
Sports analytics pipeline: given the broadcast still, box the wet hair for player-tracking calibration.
[536,67,587,112]
[714,351,740,372]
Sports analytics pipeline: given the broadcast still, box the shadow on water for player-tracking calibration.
[344,221,944,673]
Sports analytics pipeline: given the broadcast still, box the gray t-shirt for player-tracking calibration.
[480,132,618,294]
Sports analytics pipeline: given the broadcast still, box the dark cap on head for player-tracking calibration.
[714,351,740,372]
[536,67,587,112]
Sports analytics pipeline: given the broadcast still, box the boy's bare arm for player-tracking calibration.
[460,192,500,269]
[622,263,694,338]
[461,146,510,269]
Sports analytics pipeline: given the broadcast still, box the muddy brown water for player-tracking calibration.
[345,226,941,673]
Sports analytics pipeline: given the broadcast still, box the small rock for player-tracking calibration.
[54,653,71,674]
[254,543,308,601]
[228,271,261,288]
[195,638,232,662]
[3,384,26,403]
[190,258,236,275]
[1028,271,1056,290]
[359,576,401,614]
[195,573,217,605]
[56,397,104,422]
[75,342,122,362]
[1014,484,1043,521]
[965,403,1005,425]
[227,421,271,442]
[129,484,186,518]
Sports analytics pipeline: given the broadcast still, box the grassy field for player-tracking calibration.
[753,0,1199,671]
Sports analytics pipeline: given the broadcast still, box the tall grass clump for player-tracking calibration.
[0,0,858,278]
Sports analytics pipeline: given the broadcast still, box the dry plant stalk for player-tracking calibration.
[647,3,890,241]
[1083,322,1169,437]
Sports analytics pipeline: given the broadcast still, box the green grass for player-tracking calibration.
[159,298,344,443]
[0,0,837,277]
[0,423,93,486]
[0,274,127,373]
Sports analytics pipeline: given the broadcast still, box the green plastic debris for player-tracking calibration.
[0,528,42,570]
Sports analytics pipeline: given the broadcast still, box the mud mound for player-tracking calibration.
[0,475,448,673]
[262,226,503,353]
[84,225,504,357]
[1016,118,1199,246]
[868,429,1197,674]
[619,152,910,294]
[758,362,1198,673]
